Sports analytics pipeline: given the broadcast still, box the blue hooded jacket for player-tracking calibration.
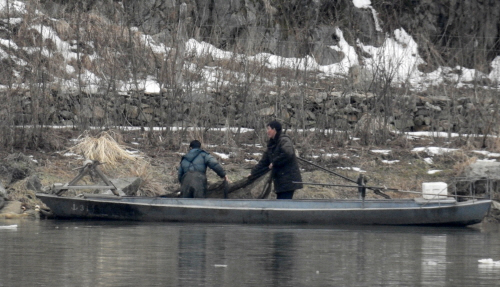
[178,148,226,183]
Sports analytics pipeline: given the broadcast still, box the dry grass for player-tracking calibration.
[451,153,478,175]
[7,178,38,208]
[63,130,170,194]
[68,130,137,169]
[124,158,167,196]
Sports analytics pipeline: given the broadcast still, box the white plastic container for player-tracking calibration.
[422,182,448,199]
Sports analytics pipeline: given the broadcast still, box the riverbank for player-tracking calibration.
[1,128,499,223]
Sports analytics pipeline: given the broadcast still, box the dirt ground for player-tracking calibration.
[0,128,498,222]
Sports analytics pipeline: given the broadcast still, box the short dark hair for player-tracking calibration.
[189,140,201,149]
[267,120,282,132]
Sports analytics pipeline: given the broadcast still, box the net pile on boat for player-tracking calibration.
[208,170,272,199]
[164,169,273,199]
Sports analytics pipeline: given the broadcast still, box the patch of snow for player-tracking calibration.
[338,167,366,173]
[320,28,359,75]
[141,34,170,54]
[313,153,339,159]
[424,157,433,164]
[66,64,75,74]
[1,17,22,25]
[352,1,382,32]
[381,160,399,164]
[489,56,500,83]
[427,170,442,174]
[412,147,459,156]
[213,152,229,159]
[477,159,497,162]
[371,150,391,155]
[325,153,340,158]
[62,152,82,159]
[30,24,77,60]
[473,150,500,158]
[0,39,18,49]
[478,258,500,266]
[0,224,18,229]
[359,28,425,86]
[352,0,371,8]
[0,0,26,14]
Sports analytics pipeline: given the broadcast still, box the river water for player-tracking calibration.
[1,220,500,287]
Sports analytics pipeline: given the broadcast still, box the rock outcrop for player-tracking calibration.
[37,1,500,72]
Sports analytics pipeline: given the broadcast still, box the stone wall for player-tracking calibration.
[10,89,498,135]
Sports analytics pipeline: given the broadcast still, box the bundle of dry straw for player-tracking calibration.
[68,131,137,168]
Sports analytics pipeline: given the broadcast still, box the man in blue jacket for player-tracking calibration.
[178,140,228,198]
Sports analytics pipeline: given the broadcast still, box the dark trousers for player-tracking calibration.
[180,171,207,198]
[276,190,295,199]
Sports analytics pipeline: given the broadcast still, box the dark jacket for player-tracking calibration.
[251,134,303,193]
[178,148,226,183]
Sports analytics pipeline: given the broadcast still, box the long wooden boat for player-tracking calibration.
[35,193,492,226]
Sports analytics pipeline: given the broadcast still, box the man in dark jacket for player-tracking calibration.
[251,121,303,199]
[178,140,228,198]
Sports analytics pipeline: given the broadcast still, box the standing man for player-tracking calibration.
[250,120,303,199]
[178,140,228,198]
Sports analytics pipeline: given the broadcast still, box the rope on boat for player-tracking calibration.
[296,157,391,199]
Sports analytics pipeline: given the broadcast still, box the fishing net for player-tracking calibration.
[206,170,273,199]
[163,169,273,199]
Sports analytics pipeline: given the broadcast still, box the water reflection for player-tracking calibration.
[268,231,295,286]
[421,235,447,285]
[178,228,207,286]
[1,221,500,286]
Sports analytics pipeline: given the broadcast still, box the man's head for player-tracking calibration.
[267,120,282,132]
[189,140,201,149]
[266,120,282,139]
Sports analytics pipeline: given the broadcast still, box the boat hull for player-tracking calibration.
[36,193,492,226]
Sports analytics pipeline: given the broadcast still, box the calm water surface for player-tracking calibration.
[1,219,500,287]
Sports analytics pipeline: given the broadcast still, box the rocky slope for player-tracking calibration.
[107,0,500,71]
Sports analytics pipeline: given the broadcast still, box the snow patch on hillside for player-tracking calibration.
[0,0,499,94]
